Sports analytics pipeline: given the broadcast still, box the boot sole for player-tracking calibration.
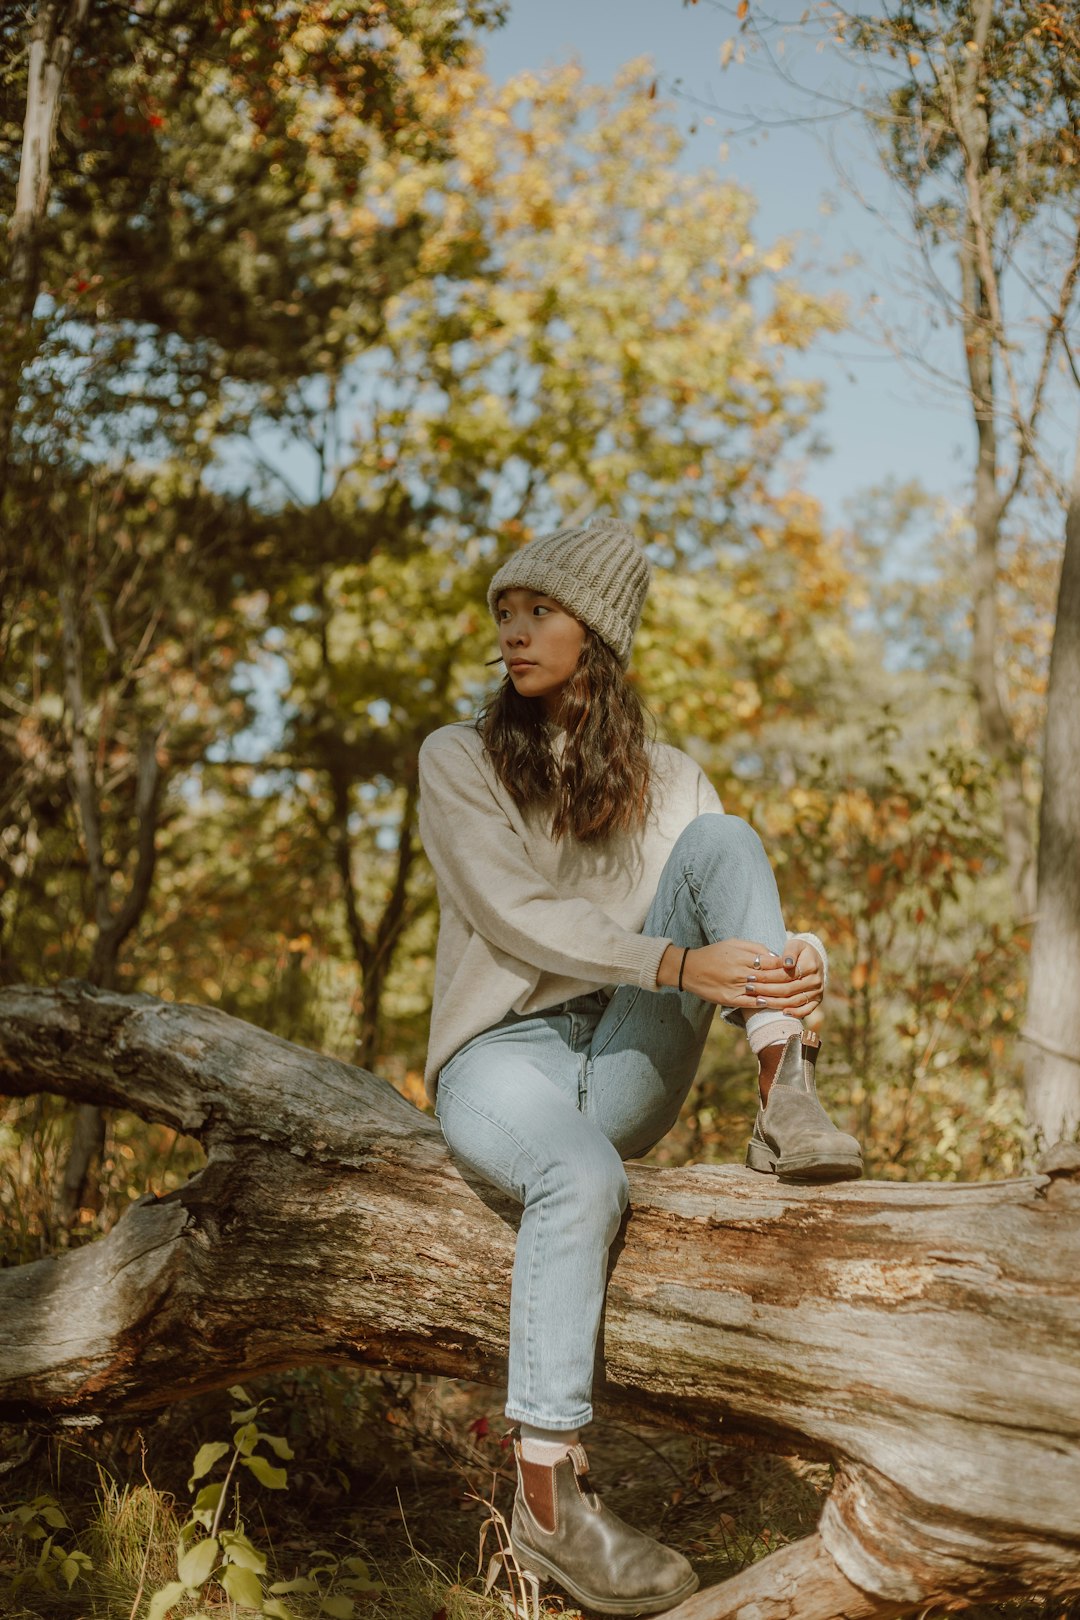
[509,1537,699,1616]
[746,1139,863,1181]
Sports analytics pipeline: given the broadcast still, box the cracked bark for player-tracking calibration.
[1,982,1078,1620]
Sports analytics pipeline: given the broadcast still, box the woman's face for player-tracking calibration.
[496,588,587,717]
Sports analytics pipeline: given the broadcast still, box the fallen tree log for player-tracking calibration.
[1,981,1078,1620]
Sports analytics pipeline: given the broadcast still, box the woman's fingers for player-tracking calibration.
[738,985,813,1010]
[689,940,824,1012]
[744,965,793,985]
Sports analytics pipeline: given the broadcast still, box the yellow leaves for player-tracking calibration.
[731,679,761,720]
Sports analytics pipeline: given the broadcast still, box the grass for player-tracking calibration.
[4,1372,1077,1620]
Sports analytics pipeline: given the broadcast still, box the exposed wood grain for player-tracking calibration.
[2,981,1079,1618]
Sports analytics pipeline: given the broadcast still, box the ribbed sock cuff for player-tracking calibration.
[519,1424,580,1464]
[745,1013,802,1055]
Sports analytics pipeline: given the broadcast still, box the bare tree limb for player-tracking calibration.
[7,0,91,316]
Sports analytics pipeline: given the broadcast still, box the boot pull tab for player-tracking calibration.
[567,1443,590,1477]
[801,1029,821,1070]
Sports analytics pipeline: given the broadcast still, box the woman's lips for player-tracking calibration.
[508,659,536,671]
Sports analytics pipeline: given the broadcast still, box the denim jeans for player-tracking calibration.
[433,813,788,1429]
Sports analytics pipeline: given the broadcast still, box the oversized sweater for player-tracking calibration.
[417,721,726,1097]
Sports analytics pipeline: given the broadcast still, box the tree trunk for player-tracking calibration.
[1023,426,1080,1142]
[56,581,163,1224]
[957,147,1036,920]
[1,0,91,498]
[1,982,1078,1620]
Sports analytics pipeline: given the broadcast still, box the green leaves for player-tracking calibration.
[318,1596,354,1619]
[221,1561,264,1608]
[261,1433,296,1460]
[241,1454,289,1490]
[147,1580,191,1620]
[189,1441,230,1488]
[177,1534,221,1587]
[191,1482,224,1529]
[221,1529,268,1573]
[0,1495,93,1599]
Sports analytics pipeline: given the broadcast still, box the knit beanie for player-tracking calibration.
[486,518,651,668]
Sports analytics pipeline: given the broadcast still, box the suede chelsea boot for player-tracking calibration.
[746,1031,863,1181]
[510,1440,698,1616]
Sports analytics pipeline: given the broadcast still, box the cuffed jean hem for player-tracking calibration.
[504,1403,593,1430]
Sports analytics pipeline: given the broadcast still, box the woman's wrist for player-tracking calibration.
[656,942,691,990]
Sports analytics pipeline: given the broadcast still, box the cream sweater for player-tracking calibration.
[418,721,729,1096]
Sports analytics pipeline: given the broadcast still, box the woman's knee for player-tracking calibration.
[685,812,765,860]
[551,1136,629,1238]
[436,1059,628,1225]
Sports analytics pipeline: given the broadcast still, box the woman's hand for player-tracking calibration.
[780,934,825,1018]
[659,936,824,1017]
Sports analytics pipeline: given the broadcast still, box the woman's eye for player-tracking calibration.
[533,605,550,616]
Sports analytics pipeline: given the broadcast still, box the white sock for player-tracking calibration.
[519,1423,580,1464]
[745,1013,802,1055]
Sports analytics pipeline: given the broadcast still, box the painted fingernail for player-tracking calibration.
[746,974,757,985]
[756,997,766,1007]
[784,956,795,967]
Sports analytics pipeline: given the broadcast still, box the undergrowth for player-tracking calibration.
[2,1371,1077,1620]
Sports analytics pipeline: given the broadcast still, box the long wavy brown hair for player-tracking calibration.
[476,629,652,843]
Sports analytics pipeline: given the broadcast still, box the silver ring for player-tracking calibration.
[753,954,761,970]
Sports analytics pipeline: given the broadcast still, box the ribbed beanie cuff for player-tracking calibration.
[486,518,651,667]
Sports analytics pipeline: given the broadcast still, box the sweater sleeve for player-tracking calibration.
[695,766,724,815]
[418,731,671,990]
[788,930,830,990]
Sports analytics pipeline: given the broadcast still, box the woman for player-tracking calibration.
[417,518,861,1617]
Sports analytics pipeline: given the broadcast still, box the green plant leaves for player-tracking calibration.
[147,1580,192,1620]
[261,1433,296,1460]
[177,1534,221,1587]
[261,1599,295,1620]
[234,1421,260,1455]
[318,1596,354,1619]
[191,1482,224,1530]
[57,1550,92,1589]
[222,1561,265,1609]
[241,1454,288,1490]
[221,1529,268,1573]
[188,1441,230,1488]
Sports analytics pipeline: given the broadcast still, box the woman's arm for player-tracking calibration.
[418,731,672,990]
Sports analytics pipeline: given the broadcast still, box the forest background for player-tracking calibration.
[1,1,1078,1618]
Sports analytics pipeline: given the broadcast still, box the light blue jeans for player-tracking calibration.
[433,814,788,1429]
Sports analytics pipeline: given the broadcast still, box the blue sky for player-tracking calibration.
[479,0,981,530]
